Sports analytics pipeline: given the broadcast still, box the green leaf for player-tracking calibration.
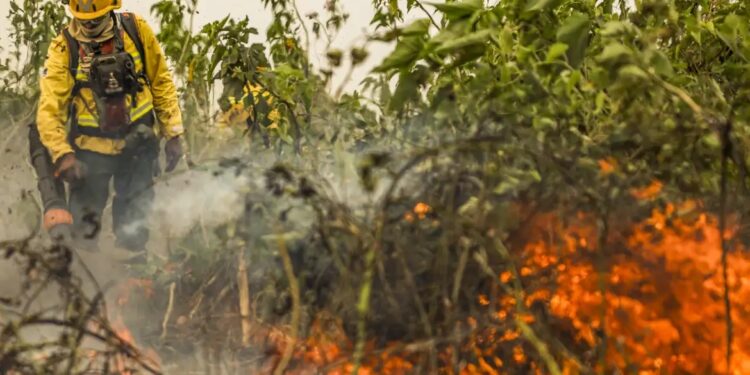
[594,92,607,114]
[275,63,305,79]
[498,25,514,54]
[597,43,632,64]
[435,29,493,54]
[648,50,673,78]
[401,18,431,36]
[717,14,749,62]
[546,42,569,62]
[617,64,649,82]
[428,26,461,48]
[523,0,562,14]
[374,37,424,72]
[701,133,721,150]
[447,44,487,67]
[492,168,541,196]
[389,71,419,111]
[458,196,481,217]
[556,13,590,68]
[600,20,639,37]
[428,0,483,21]
[493,176,521,195]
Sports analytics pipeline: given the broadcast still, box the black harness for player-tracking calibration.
[62,12,154,140]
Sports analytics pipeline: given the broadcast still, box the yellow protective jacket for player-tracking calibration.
[37,13,183,163]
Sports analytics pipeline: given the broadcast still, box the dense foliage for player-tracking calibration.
[1,0,750,374]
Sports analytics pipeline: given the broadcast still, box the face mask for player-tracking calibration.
[77,14,110,37]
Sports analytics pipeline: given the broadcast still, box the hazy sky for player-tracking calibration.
[0,0,412,94]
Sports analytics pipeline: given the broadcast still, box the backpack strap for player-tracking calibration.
[61,28,82,95]
[119,12,148,82]
[61,27,83,144]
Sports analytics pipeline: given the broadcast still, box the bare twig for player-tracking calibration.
[394,245,433,337]
[273,226,301,375]
[23,318,163,374]
[414,0,441,29]
[237,247,252,347]
[161,282,177,341]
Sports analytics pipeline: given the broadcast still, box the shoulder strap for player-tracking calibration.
[61,28,79,80]
[119,12,148,79]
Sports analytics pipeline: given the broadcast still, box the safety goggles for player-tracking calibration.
[79,14,109,29]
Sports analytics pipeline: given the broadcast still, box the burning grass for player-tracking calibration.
[105,201,749,374]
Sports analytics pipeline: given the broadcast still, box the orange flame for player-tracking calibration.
[110,278,161,374]
[94,204,750,375]
[598,158,617,175]
[512,206,750,374]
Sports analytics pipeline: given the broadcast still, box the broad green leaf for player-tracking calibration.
[708,78,727,107]
[594,92,607,114]
[401,18,431,36]
[648,50,673,78]
[427,20,467,48]
[458,196,480,217]
[701,133,721,150]
[597,43,632,64]
[600,20,639,37]
[435,29,493,54]
[684,16,701,45]
[556,13,590,68]
[498,25,514,54]
[389,71,419,111]
[447,44,487,67]
[546,42,569,62]
[275,63,305,79]
[493,169,541,196]
[374,37,424,72]
[523,0,562,14]
[617,64,649,82]
[428,0,483,21]
[493,176,521,195]
[716,14,749,61]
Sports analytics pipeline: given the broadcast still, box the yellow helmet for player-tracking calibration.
[69,0,121,20]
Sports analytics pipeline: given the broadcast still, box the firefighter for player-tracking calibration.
[36,0,184,262]
[217,82,281,130]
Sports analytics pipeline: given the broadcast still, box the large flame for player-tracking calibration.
[473,202,750,374]
[106,199,749,374]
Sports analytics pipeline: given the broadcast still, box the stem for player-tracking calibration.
[273,225,301,375]
[351,218,382,375]
[291,0,311,64]
[483,237,563,375]
[516,318,562,375]
[160,282,177,341]
[176,0,199,71]
[334,62,356,100]
[414,0,440,29]
[720,118,733,372]
[237,245,252,347]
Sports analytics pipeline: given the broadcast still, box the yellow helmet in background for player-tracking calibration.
[68,0,121,20]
